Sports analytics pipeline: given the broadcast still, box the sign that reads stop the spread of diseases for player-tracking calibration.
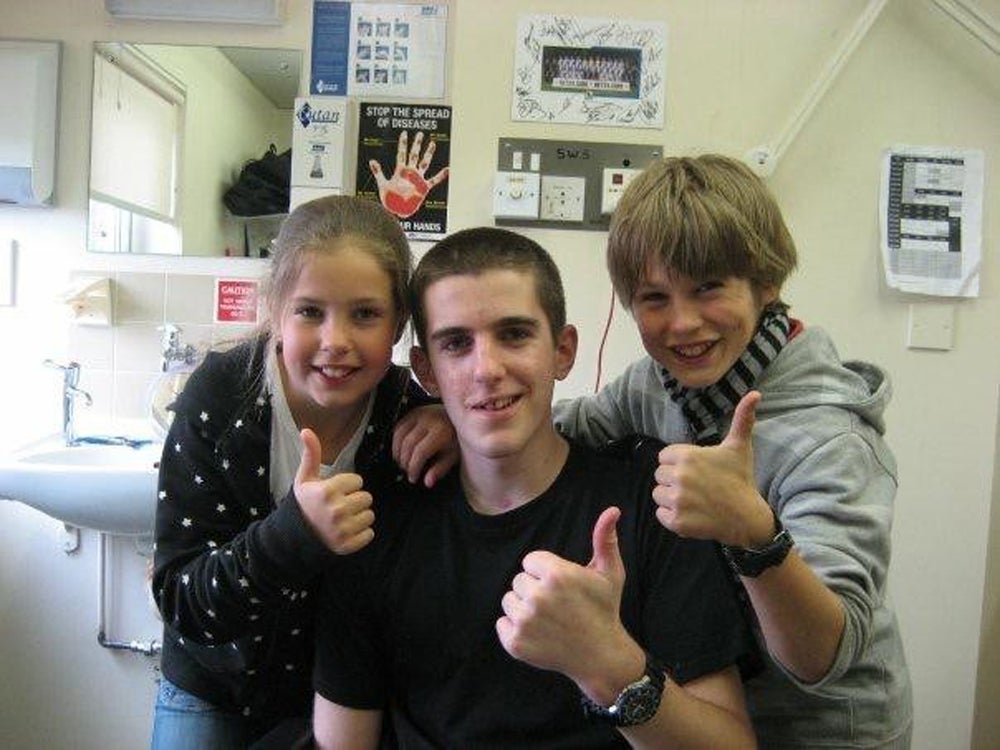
[356,102,451,241]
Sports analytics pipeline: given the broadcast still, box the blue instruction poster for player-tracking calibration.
[311,1,352,94]
[311,2,448,98]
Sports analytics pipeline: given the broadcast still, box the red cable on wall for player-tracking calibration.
[594,284,616,393]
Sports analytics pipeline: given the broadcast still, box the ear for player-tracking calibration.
[757,284,781,308]
[554,324,578,382]
[409,345,440,397]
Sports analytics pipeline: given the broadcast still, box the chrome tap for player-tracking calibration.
[44,359,93,445]
[159,324,198,373]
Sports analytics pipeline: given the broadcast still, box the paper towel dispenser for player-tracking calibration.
[0,40,60,206]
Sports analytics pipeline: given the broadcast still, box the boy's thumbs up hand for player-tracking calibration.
[653,390,773,547]
[294,428,375,555]
[587,506,625,592]
[496,506,636,689]
[722,390,759,453]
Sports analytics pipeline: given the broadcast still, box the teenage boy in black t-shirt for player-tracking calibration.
[312,227,758,749]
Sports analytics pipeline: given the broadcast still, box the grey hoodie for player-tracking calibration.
[555,326,913,748]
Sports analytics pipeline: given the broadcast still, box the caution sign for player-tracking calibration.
[215,279,259,324]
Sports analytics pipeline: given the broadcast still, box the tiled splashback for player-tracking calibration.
[68,270,258,424]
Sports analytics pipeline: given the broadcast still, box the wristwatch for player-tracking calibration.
[580,652,667,727]
[722,510,794,577]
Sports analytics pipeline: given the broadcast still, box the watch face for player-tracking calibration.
[615,676,661,726]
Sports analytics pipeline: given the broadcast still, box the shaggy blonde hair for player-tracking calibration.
[607,154,798,309]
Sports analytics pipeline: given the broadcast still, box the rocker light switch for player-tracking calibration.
[906,303,955,351]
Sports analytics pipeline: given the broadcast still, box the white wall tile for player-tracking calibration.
[115,272,166,323]
[165,274,216,324]
[113,323,162,373]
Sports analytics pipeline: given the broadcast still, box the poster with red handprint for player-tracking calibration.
[356,102,451,241]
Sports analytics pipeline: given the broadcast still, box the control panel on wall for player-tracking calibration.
[493,138,661,232]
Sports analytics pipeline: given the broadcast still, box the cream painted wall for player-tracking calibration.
[0,1,998,748]
[973,386,1000,747]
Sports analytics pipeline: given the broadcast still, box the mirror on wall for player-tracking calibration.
[87,42,301,257]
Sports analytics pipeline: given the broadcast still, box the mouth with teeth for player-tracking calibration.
[471,394,521,412]
[669,340,717,361]
[314,364,359,384]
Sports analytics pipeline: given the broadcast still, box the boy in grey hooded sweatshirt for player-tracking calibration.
[555,154,912,749]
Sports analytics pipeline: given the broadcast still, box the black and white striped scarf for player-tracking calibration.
[661,307,791,445]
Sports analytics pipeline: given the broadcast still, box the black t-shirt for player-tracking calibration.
[315,438,757,749]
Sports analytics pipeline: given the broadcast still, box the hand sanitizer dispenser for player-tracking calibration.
[0,41,60,206]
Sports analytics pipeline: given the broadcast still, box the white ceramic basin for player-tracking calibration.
[0,435,163,535]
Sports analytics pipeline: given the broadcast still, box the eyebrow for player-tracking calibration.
[290,294,389,305]
[428,316,541,342]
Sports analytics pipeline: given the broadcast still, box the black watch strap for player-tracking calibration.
[722,509,794,578]
[581,652,667,727]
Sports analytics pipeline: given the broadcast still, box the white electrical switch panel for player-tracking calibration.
[493,171,541,219]
[494,138,662,231]
[906,303,955,351]
[540,176,586,222]
[601,167,641,214]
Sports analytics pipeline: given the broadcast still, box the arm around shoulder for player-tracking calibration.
[553,360,659,446]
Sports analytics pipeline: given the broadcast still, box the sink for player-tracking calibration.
[0,434,163,535]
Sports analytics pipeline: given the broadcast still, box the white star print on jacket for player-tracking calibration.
[151,338,431,728]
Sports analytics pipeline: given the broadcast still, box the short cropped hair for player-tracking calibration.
[409,227,566,348]
[607,154,798,308]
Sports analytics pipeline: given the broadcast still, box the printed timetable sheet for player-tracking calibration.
[879,145,985,297]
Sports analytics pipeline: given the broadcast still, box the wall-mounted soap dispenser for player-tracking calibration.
[62,276,114,326]
[0,40,60,206]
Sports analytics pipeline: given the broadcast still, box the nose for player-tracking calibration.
[668,298,701,334]
[471,337,504,383]
[320,315,351,353]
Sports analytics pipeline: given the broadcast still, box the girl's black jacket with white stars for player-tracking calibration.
[151,337,431,733]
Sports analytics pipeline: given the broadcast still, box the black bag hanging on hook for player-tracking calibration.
[222,144,292,216]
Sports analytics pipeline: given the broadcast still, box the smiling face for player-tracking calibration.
[276,244,398,431]
[411,269,576,465]
[632,263,776,389]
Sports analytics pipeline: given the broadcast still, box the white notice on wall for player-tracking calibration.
[347,3,448,98]
[879,145,984,297]
[511,15,666,129]
[291,96,348,194]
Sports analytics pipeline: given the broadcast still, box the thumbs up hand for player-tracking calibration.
[294,428,375,555]
[496,507,635,687]
[653,391,775,547]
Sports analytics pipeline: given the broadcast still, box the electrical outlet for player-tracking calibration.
[540,176,586,222]
[601,167,641,214]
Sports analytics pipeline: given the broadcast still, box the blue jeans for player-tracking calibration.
[151,677,249,750]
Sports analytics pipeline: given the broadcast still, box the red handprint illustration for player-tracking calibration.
[369,130,449,219]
